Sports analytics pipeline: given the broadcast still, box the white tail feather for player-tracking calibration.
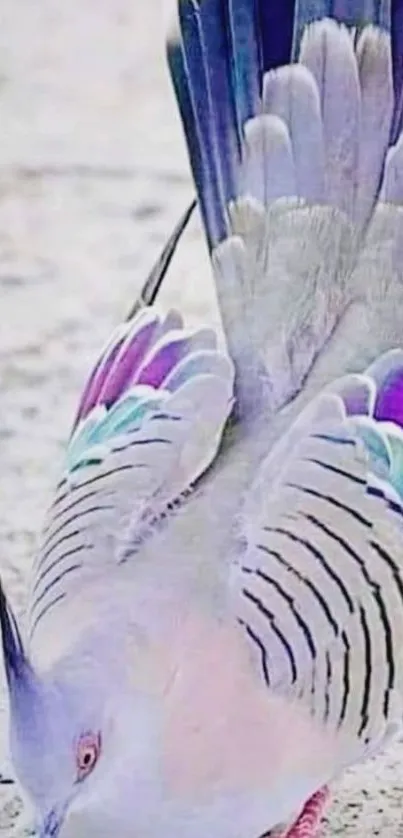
[263,65,325,203]
[300,20,361,220]
[355,26,393,226]
[242,115,296,205]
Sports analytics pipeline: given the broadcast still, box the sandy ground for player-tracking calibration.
[1,1,403,835]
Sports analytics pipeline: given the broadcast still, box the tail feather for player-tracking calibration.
[300,20,362,221]
[168,2,403,423]
[296,0,390,30]
[380,134,403,201]
[262,65,325,203]
[167,0,297,249]
[166,36,212,239]
[242,115,296,205]
[257,1,297,71]
[168,0,237,248]
[391,0,403,142]
[355,26,394,224]
[179,0,241,207]
[227,0,261,131]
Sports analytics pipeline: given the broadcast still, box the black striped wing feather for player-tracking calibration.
[27,415,183,645]
[234,397,403,756]
[27,366,234,657]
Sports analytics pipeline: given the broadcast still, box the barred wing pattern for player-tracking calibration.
[233,352,403,763]
[27,307,234,651]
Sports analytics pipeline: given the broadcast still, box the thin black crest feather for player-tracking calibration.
[127,199,196,320]
[0,581,25,683]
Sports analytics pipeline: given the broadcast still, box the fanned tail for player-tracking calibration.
[168,1,403,423]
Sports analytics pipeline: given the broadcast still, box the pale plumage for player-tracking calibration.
[3,2,403,838]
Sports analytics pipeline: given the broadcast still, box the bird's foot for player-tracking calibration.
[283,786,330,838]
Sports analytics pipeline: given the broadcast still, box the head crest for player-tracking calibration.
[0,582,27,689]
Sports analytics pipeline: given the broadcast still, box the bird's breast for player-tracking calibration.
[154,611,337,831]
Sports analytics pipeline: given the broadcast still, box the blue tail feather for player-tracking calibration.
[170,0,296,248]
[293,1,390,53]
[391,0,403,143]
[258,1,297,70]
[171,1,229,247]
[227,1,261,131]
[296,0,389,27]
[197,0,242,198]
[178,0,241,242]
[166,35,217,246]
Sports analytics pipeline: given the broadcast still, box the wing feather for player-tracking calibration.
[233,364,403,772]
[28,308,234,650]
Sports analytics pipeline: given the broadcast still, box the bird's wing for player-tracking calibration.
[27,306,234,650]
[231,349,403,778]
[168,1,403,422]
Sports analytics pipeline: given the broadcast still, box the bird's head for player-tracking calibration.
[0,585,166,837]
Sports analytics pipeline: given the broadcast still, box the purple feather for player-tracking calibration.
[339,379,373,417]
[73,312,160,428]
[374,366,403,427]
[97,310,183,407]
[72,310,194,433]
[134,327,217,389]
[98,319,159,409]
[73,333,127,429]
[135,338,197,389]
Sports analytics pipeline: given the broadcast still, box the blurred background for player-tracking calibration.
[0,1,402,835]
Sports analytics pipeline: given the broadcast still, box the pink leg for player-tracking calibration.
[283,786,330,838]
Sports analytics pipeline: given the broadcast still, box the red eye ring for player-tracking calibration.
[76,731,101,781]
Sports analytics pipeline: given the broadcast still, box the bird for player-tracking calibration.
[3,0,403,836]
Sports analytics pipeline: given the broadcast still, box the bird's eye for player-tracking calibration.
[75,731,101,781]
